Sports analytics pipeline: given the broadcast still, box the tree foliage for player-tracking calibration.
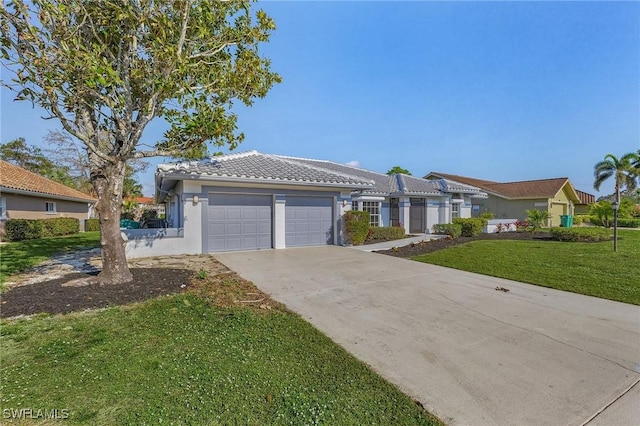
[386,166,412,175]
[593,152,639,200]
[1,0,280,284]
[1,137,78,188]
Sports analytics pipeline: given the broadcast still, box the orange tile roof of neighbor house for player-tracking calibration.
[0,160,96,203]
[132,196,155,204]
[428,172,593,202]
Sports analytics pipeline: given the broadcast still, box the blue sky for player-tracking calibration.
[1,1,639,197]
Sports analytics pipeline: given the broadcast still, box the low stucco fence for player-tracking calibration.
[484,219,518,233]
[123,228,199,258]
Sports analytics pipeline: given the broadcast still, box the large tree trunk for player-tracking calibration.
[91,160,133,285]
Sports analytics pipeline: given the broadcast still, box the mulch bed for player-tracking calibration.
[375,232,552,258]
[0,268,193,318]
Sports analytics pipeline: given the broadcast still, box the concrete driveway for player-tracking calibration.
[216,246,640,426]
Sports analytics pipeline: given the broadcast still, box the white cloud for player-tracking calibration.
[345,160,360,168]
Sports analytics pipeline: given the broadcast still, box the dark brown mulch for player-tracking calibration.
[375,232,552,258]
[0,268,193,318]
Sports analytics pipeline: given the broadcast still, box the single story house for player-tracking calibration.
[425,172,595,227]
[129,151,487,257]
[0,160,97,236]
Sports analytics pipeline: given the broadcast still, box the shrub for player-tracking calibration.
[85,218,100,232]
[41,218,79,237]
[432,223,462,238]
[618,218,640,228]
[4,219,43,241]
[479,211,495,220]
[343,210,370,245]
[452,218,487,237]
[549,227,611,242]
[589,202,612,228]
[574,215,589,226]
[526,209,550,232]
[3,218,79,241]
[368,226,406,241]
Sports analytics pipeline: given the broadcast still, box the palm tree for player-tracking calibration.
[593,152,639,202]
[594,152,639,252]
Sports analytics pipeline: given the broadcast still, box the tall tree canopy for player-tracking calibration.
[593,152,639,202]
[1,137,78,188]
[386,166,412,175]
[1,0,281,284]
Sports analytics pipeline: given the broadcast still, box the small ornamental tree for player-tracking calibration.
[1,1,281,284]
[526,209,550,232]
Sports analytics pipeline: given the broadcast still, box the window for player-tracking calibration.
[351,200,359,211]
[472,204,480,217]
[0,196,5,219]
[45,202,56,214]
[451,203,459,219]
[362,201,380,227]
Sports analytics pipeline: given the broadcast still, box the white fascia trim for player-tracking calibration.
[157,174,374,190]
[351,195,386,201]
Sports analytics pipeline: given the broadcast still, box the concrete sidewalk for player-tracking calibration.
[350,234,445,252]
[216,246,640,426]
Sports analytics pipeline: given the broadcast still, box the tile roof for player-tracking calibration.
[157,151,376,188]
[427,172,587,200]
[157,151,490,198]
[575,190,595,205]
[0,160,96,203]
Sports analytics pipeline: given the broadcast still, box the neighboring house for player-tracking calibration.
[139,151,487,257]
[128,196,166,217]
[425,172,595,227]
[0,160,97,236]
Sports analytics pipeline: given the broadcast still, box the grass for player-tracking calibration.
[0,294,442,425]
[412,229,640,305]
[0,232,101,286]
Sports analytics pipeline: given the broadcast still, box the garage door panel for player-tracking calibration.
[285,197,333,247]
[207,194,272,252]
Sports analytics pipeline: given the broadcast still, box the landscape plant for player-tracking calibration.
[343,211,370,245]
[549,227,611,242]
[452,218,487,237]
[526,209,550,232]
[431,223,462,238]
[0,1,281,284]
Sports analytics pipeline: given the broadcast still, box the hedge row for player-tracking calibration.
[431,223,462,238]
[85,218,101,232]
[549,227,611,242]
[452,218,487,237]
[618,218,640,228]
[368,226,406,241]
[4,218,80,241]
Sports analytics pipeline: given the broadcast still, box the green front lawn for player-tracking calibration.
[412,229,640,305]
[0,232,101,285]
[0,294,441,425]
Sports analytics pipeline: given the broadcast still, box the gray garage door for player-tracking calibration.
[285,197,333,247]
[207,194,272,252]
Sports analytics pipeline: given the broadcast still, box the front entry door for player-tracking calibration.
[410,198,425,233]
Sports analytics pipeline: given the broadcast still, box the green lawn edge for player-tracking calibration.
[0,294,443,425]
[0,232,101,286]
[412,229,640,305]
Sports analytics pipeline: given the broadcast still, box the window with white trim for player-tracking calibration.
[0,196,6,219]
[451,203,460,219]
[45,202,56,214]
[362,201,380,227]
[351,200,359,211]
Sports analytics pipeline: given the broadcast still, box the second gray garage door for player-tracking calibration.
[285,196,333,247]
[207,194,272,252]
